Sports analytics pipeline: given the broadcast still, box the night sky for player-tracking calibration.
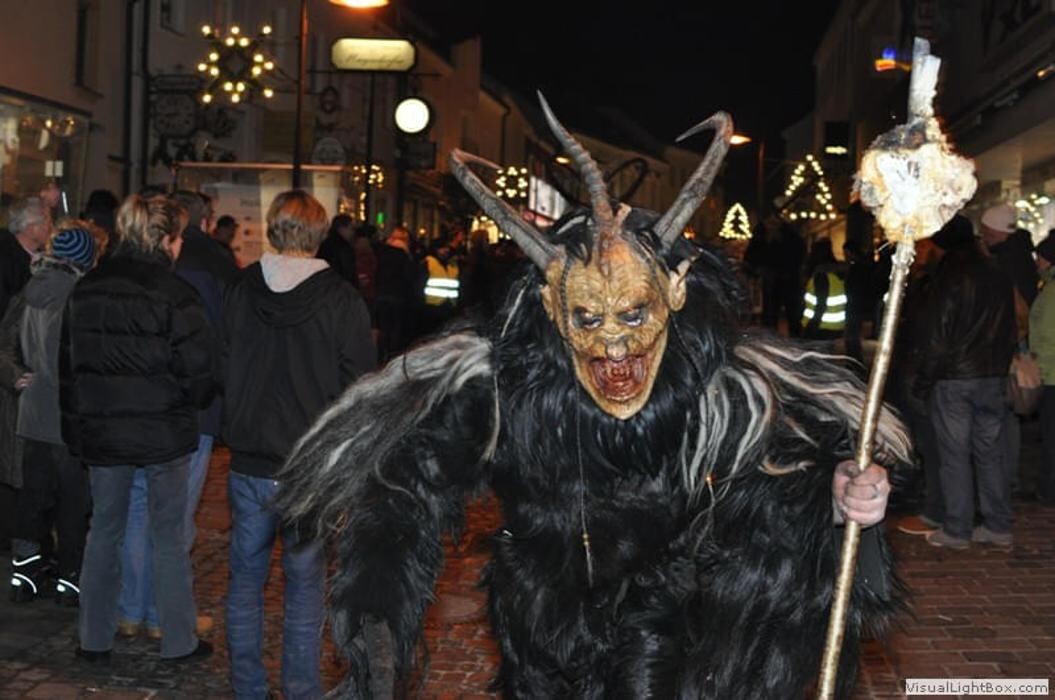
[399,0,842,147]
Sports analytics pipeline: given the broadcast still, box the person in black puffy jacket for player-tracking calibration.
[61,194,216,663]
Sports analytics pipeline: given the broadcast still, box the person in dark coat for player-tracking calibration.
[316,214,358,289]
[0,196,51,554]
[374,226,421,363]
[63,195,216,663]
[222,190,375,698]
[0,197,50,319]
[981,204,1038,306]
[914,215,1017,550]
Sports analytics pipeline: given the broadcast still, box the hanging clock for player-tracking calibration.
[152,92,199,138]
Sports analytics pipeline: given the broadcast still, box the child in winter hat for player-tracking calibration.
[48,225,96,271]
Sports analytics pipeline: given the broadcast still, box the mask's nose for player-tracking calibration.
[605,340,628,361]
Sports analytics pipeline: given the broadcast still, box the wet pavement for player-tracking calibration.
[1,440,1053,698]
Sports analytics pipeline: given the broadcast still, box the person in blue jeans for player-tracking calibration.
[117,190,235,638]
[62,194,216,662]
[221,190,375,698]
[117,434,213,636]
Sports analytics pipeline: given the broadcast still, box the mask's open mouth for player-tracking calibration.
[588,354,651,402]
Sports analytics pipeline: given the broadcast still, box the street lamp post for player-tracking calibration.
[292,0,309,189]
[291,0,390,190]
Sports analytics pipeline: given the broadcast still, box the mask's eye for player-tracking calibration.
[618,305,647,327]
[573,307,602,330]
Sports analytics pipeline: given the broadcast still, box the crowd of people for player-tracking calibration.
[0,180,1053,695]
[0,182,530,697]
[737,202,1055,552]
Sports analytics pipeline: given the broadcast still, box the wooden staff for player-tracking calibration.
[817,37,975,698]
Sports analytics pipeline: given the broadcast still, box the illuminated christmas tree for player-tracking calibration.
[719,202,752,240]
[782,154,836,222]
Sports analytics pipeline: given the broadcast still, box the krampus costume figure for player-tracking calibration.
[275,96,911,698]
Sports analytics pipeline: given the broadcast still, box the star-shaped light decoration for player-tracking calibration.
[197,23,278,105]
[495,166,528,202]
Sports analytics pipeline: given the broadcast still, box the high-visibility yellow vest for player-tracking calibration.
[424,255,459,306]
[801,271,847,331]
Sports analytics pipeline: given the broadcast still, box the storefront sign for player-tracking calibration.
[331,38,416,72]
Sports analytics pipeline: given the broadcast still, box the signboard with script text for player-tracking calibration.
[331,38,416,72]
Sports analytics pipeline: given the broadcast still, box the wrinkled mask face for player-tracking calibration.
[540,238,689,420]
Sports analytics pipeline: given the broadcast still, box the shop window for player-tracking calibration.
[0,93,89,217]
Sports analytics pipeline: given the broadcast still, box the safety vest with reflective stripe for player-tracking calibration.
[801,271,847,331]
[424,256,460,306]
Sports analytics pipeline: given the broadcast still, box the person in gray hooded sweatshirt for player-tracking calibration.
[0,222,98,604]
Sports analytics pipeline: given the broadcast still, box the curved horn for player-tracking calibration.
[654,112,733,252]
[448,148,561,270]
[537,92,613,226]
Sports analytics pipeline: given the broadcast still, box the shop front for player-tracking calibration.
[0,88,90,221]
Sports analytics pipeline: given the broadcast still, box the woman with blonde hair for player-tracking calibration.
[61,194,216,663]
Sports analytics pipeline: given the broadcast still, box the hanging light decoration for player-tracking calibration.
[495,165,529,202]
[1014,192,1051,234]
[719,202,753,240]
[197,23,279,105]
[783,154,837,222]
[350,165,385,222]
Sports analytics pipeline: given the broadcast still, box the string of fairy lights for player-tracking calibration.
[197,23,278,105]
[1015,192,1052,232]
[784,154,836,222]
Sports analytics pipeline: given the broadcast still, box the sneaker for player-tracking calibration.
[897,515,941,535]
[971,526,1013,547]
[75,647,111,664]
[55,573,80,607]
[145,625,162,641]
[926,529,970,550]
[164,639,213,663]
[9,553,46,602]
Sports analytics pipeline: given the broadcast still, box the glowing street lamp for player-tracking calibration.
[394,97,431,135]
[329,0,389,7]
[291,0,390,190]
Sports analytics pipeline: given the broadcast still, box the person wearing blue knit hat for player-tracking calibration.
[49,227,96,271]
[0,220,100,604]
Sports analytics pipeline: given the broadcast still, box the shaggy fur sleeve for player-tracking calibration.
[273,332,498,695]
[675,335,913,698]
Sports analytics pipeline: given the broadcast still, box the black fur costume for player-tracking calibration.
[275,206,911,698]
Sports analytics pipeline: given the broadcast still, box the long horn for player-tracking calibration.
[654,112,733,252]
[537,92,614,226]
[449,148,561,270]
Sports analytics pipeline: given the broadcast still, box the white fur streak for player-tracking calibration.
[279,333,496,530]
[683,337,911,501]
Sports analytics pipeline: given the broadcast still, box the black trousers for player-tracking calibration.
[13,438,90,574]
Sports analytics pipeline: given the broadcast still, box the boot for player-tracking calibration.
[9,553,46,602]
[55,571,81,607]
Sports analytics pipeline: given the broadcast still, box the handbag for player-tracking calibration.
[1008,351,1042,416]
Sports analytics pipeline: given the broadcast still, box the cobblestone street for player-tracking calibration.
[2,446,1053,698]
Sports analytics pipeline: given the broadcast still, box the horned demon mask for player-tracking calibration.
[451,94,732,419]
